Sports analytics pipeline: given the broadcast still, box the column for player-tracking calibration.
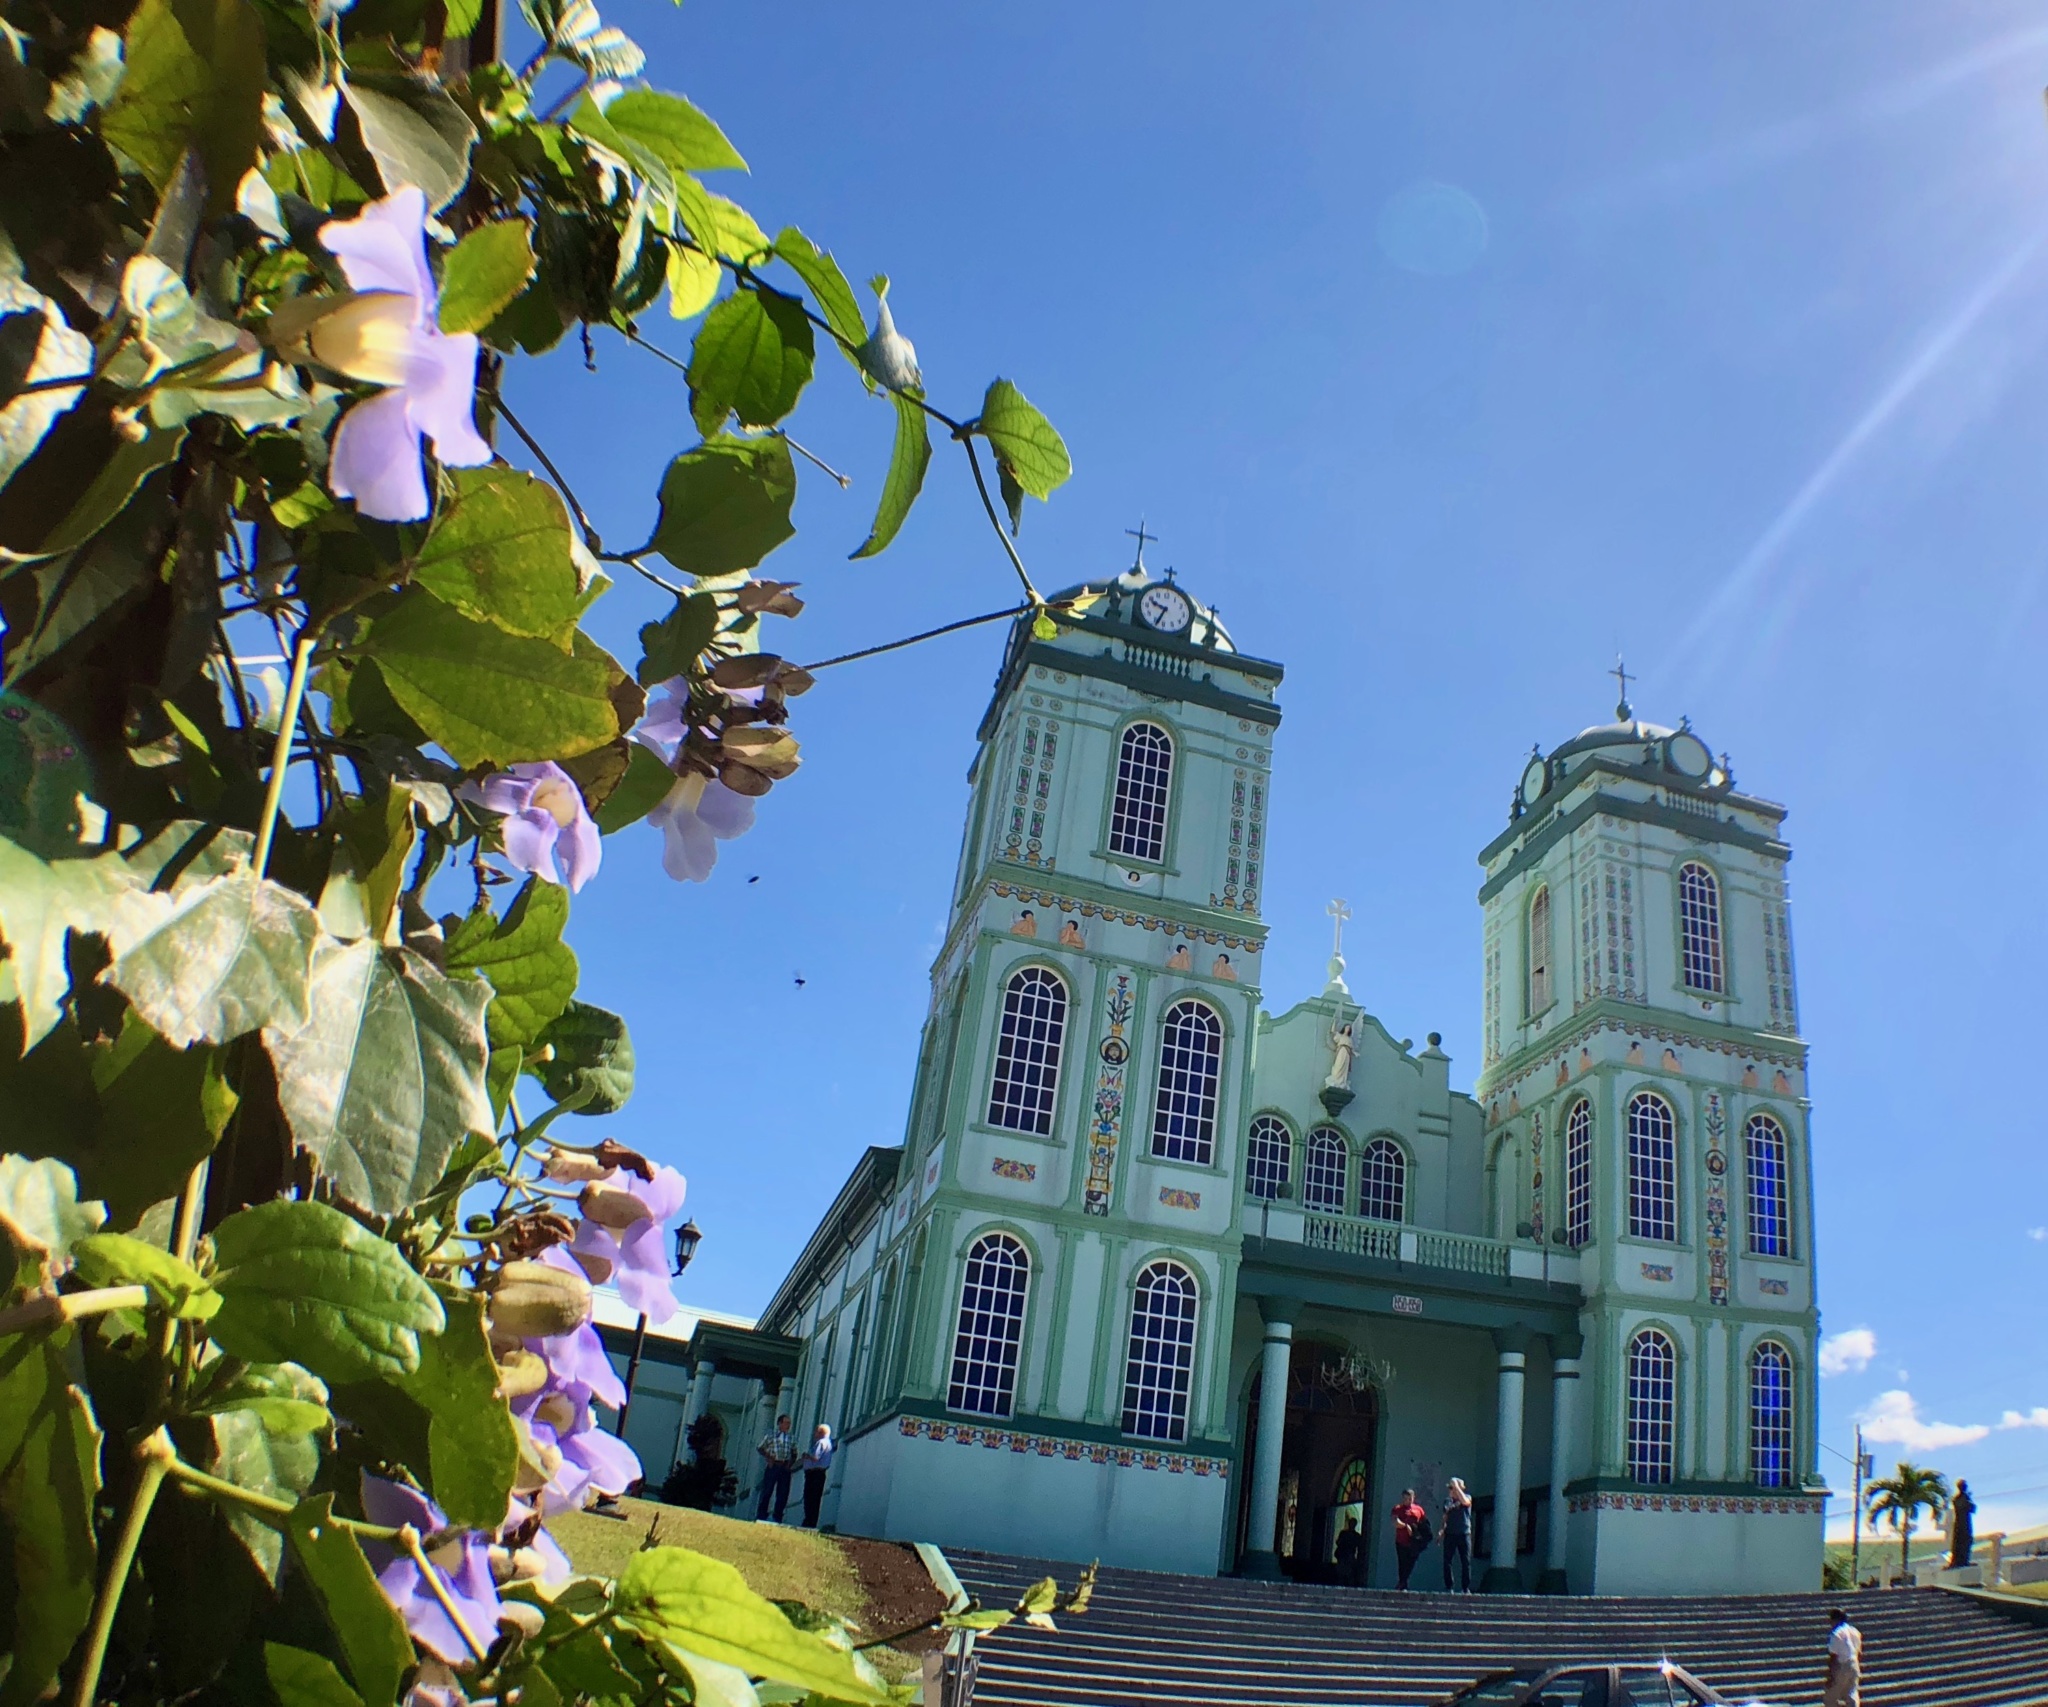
[1540,1331,1582,1594]
[682,1357,718,1440]
[1241,1301,1297,1579]
[1482,1326,1530,1593]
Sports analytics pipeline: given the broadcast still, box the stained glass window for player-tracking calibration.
[1745,1113,1790,1257]
[1151,1000,1223,1164]
[1750,1340,1794,1487]
[1121,1260,1198,1440]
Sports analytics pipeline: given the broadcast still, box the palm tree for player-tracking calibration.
[1866,1462,1951,1587]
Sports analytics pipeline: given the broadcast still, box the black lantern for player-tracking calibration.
[672,1218,703,1275]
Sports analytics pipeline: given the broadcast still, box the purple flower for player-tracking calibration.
[316,186,490,522]
[515,1382,643,1514]
[531,1246,626,1410]
[569,1163,687,1322]
[632,679,756,882]
[359,1474,502,1665]
[457,762,600,892]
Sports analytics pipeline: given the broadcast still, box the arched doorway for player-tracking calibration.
[1236,1338,1381,1581]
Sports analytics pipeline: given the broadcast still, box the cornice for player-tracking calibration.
[1477,1004,1807,1101]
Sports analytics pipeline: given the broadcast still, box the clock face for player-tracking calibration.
[1138,584,1192,634]
[1520,757,1549,807]
[1668,731,1713,780]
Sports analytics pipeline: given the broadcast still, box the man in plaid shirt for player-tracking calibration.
[755,1414,797,1522]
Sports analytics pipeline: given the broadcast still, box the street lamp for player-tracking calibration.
[616,1219,703,1439]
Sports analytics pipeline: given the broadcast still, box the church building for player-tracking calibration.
[677,558,1825,1595]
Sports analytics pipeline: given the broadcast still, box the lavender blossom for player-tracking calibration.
[569,1163,687,1322]
[647,772,755,883]
[514,1380,643,1514]
[458,762,601,892]
[316,186,490,522]
[359,1475,503,1665]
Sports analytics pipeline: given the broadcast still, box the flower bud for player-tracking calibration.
[570,1246,614,1286]
[498,1600,546,1638]
[494,1348,549,1400]
[542,1147,607,1183]
[514,1425,564,1493]
[535,1391,577,1433]
[579,1181,652,1230]
[487,1260,592,1339]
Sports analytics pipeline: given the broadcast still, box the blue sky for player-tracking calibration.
[509,1,2048,1539]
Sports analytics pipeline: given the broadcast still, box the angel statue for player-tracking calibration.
[1327,1019,1357,1091]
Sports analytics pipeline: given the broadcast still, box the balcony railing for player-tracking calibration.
[1257,1204,1579,1288]
[1303,1215,1400,1260]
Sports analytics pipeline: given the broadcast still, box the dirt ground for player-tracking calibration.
[837,1533,951,1661]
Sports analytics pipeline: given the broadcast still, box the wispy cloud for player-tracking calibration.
[1859,1389,1991,1452]
[1820,1326,1877,1377]
[1999,1407,2048,1431]
[2029,1227,2047,1243]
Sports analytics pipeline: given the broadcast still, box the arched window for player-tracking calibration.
[1358,1138,1406,1223]
[1108,722,1173,862]
[1626,1328,1677,1484]
[985,967,1068,1135]
[1564,1100,1594,1248]
[1745,1113,1791,1258]
[1678,862,1724,993]
[946,1234,1030,1417]
[1121,1260,1198,1441]
[1750,1341,1795,1487]
[1303,1127,1347,1212]
[1245,1115,1291,1201]
[1627,1092,1677,1243]
[1527,884,1553,1014]
[1150,1000,1223,1164]
[863,1262,900,1418]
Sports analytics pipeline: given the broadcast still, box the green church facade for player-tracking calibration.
[728,566,1824,1595]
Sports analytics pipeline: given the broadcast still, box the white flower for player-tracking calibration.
[647,772,755,883]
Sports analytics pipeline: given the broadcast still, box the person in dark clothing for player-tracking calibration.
[1333,1515,1363,1585]
[1391,1488,1431,1590]
[1950,1480,1976,1568]
[1441,1476,1474,1592]
[799,1423,835,1528]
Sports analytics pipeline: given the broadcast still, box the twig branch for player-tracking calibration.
[71,1433,173,1707]
[402,1525,491,1662]
[775,429,850,488]
[803,603,1034,672]
[253,630,317,879]
[0,1286,150,1335]
[497,397,601,552]
[958,436,1040,603]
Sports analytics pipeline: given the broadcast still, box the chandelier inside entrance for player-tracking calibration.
[1315,1348,1396,1395]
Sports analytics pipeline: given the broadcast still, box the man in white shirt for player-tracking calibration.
[1825,1607,1863,1707]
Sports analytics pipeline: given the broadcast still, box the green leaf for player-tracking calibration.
[209,1199,445,1385]
[442,877,578,1051]
[636,593,718,688]
[687,291,814,435]
[438,219,538,335]
[772,228,865,364]
[851,391,931,559]
[0,839,171,1047]
[646,434,796,580]
[285,1494,413,1707]
[485,1046,521,1121]
[342,74,478,213]
[188,1358,332,1436]
[99,0,266,216]
[2,479,164,693]
[542,1627,639,1699]
[529,1000,634,1114]
[400,1288,517,1529]
[265,1644,367,1707]
[592,744,675,835]
[104,872,322,1048]
[263,940,495,1217]
[407,466,586,646]
[0,1333,101,1707]
[207,1403,320,1581]
[602,89,747,174]
[330,786,414,947]
[71,1231,218,1317]
[359,589,625,769]
[998,458,1025,535]
[0,1155,104,1272]
[975,378,1072,501]
[612,1547,890,1704]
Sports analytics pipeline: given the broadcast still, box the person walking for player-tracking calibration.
[800,1422,836,1529]
[1333,1515,1363,1586]
[1950,1480,1976,1568]
[1441,1476,1474,1592]
[754,1413,797,1522]
[1824,1607,1863,1707]
[1391,1488,1431,1590]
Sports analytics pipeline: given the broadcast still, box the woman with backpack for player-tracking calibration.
[1391,1488,1432,1589]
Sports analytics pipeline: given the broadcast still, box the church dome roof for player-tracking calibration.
[1512,693,1727,817]
[1044,566,1237,652]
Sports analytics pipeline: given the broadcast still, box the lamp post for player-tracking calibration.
[615,1218,702,1439]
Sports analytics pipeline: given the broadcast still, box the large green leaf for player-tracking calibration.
[285,1495,413,1707]
[0,836,169,1050]
[0,1155,103,1273]
[187,1358,332,1436]
[105,872,321,1048]
[438,220,538,335]
[401,1289,517,1529]
[612,1547,889,1703]
[406,465,586,645]
[209,1199,445,1385]
[687,291,813,435]
[645,434,796,580]
[342,74,477,213]
[602,89,747,174]
[592,744,675,835]
[772,228,865,366]
[265,1645,367,1707]
[852,391,931,559]
[99,0,266,216]
[975,378,1072,500]
[360,589,624,768]
[0,1333,101,1707]
[529,1000,634,1115]
[441,877,578,1050]
[263,940,494,1217]
[207,1403,320,1583]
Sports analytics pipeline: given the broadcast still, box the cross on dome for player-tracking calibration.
[1610,654,1635,722]
[1124,519,1157,572]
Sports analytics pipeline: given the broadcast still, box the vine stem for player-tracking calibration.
[161,1457,402,1542]
[0,1286,149,1335]
[401,1525,491,1663]
[70,1432,172,1707]
[252,629,317,879]
[957,436,1041,604]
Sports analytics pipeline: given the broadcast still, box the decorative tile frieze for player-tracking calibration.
[1568,1490,1823,1516]
[1158,1187,1201,1211]
[989,882,1265,951]
[1759,1276,1790,1296]
[1083,974,1133,1217]
[898,1415,1229,1477]
[1640,1262,1674,1282]
[1482,1013,1804,1107]
[991,1157,1037,1182]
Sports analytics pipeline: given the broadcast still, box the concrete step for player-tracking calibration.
[948,1551,2048,1707]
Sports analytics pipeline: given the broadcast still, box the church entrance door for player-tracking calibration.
[1237,1338,1380,1582]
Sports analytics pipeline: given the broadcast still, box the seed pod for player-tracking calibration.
[488,1259,593,1339]
[494,1348,549,1400]
[542,1148,607,1183]
[498,1600,546,1637]
[579,1181,652,1230]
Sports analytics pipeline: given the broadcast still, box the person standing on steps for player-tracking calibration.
[1440,1476,1474,1592]
[1950,1480,1976,1568]
[800,1422,836,1529]
[1334,1514,1363,1586]
[755,1413,797,1522]
[1824,1607,1863,1707]
[1391,1487,1431,1590]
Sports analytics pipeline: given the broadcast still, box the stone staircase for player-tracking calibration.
[948,1551,2048,1707]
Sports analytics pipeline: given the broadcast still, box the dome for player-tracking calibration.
[1044,564,1237,653]
[1512,696,1727,817]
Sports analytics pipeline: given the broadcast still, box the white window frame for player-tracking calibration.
[1121,1260,1199,1441]
[1108,722,1174,862]
[1626,1328,1677,1485]
[1744,1112,1791,1258]
[1749,1340,1795,1487]
[985,966,1068,1136]
[1678,861,1725,994]
[1358,1137,1406,1223]
[1150,999,1223,1164]
[1303,1127,1347,1212]
[945,1233,1031,1418]
[1565,1098,1594,1248]
[1627,1092,1678,1243]
[1244,1114,1291,1201]
[1528,883,1553,1014]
